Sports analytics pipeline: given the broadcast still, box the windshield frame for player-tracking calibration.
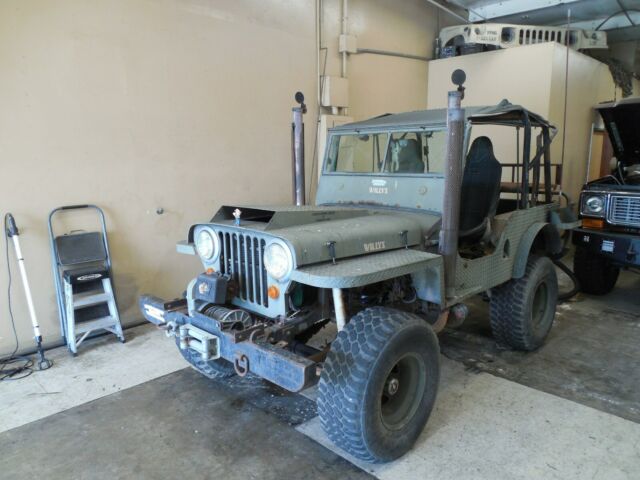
[323,125,449,178]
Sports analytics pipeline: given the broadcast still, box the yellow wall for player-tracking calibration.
[320,0,457,120]
[0,0,446,355]
[588,131,605,181]
[427,42,636,203]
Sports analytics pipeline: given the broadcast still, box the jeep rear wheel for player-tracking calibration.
[318,307,440,463]
[490,255,557,351]
[573,245,619,295]
[175,337,236,380]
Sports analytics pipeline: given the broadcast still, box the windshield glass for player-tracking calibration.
[325,130,447,174]
[325,133,388,173]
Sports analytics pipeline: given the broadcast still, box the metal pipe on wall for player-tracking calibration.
[560,9,571,182]
[341,0,348,78]
[316,0,323,107]
[355,48,429,62]
[424,0,469,24]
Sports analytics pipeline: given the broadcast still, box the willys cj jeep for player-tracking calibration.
[140,72,574,462]
[573,97,640,294]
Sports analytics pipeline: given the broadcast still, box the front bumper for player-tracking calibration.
[572,228,640,267]
[138,295,319,392]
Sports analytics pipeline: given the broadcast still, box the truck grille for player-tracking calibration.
[609,195,640,227]
[218,231,269,307]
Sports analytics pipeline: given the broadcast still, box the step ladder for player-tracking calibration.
[48,205,124,356]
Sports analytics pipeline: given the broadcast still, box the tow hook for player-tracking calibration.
[234,353,250,377]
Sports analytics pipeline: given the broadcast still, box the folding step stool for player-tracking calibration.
[48,205,124,356]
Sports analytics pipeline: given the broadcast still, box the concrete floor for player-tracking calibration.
[0,324,185,432]
[440,268,640,422]
[0,368,371,480]
[0,271,639,479]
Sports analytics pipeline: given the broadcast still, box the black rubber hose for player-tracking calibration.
[552,257,580,302]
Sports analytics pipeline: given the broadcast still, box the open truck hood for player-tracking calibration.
[206,205,441,266]
[596,97,640,167]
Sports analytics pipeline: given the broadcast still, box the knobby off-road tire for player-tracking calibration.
[490,255,558,351]
[318,307,440,463]
[573,245,620,295]
[175,337,236,380]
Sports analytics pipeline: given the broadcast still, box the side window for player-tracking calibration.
[325,134,388,173]
[421,131,447,174]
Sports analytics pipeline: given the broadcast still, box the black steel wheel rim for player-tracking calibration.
[532,280,549,329]
[380,353,426,431]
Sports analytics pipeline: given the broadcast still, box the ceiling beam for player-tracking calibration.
[568,11,640,31]
[468,0,582,22]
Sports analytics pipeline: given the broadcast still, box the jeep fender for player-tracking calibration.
[290,249,444,304]
[512,222,562,279]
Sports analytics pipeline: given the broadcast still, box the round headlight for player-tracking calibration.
[195,228,219,261]
[585,196,605,214]
[263,242,293,282]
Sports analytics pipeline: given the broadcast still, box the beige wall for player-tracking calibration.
[588,131,605,181]
[0,0,319,355]
[0,0,444,356]
[320,0,457,120]
[427,42,637,203]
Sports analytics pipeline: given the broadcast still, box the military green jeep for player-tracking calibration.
[140,77,572,462]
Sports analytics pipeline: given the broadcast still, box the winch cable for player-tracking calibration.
[552,257,580,302]
[0,214,34,381]
[552,229,580,302]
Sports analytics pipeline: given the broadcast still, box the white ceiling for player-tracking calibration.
[446,0,640,43]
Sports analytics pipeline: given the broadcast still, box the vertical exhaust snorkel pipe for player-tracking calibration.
[439,70,466,298]
[5,214,52,370]
[292,91,307,206]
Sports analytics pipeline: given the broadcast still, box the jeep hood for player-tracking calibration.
[206,205,441,266]
[596,97,640,167]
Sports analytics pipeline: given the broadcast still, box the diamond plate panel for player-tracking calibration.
[452,204,556,303]
[291,249,442,289]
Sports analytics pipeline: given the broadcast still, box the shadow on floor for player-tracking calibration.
[0,368,372,480]
[440,270,640,423]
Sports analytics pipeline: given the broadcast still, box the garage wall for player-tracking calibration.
[546,44,631,201]
[0,0,318,356]
[320,0,459,120]
[0,0,447,356]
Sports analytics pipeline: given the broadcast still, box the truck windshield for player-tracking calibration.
[325,130,447,174]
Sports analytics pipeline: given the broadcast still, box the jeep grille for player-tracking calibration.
[218,231,269,307]
[609,195,640,227]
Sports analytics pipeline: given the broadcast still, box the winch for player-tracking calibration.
[200,305,253,331]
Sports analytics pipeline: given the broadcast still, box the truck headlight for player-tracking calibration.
[195,227,219,261]
[581,194,606,217]
[264,241,293,282]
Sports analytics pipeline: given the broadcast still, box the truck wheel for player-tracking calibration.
[175,338,235,380]
[573,245,619,295]
[318,307,440,463]
[490,255,557,351]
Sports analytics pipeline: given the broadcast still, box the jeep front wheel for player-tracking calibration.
[490,255,557,351]
[317,307,440,463]
[573,245,619,295]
